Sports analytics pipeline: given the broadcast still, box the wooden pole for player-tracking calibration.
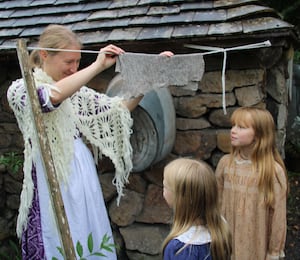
[16,39,76,259]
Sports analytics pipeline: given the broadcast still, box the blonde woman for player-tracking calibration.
[7,24,173,259]
[216,107,288,260]
[162,158,232,260]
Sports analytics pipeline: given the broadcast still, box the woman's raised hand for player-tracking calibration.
[159,51,174,57]
[97,44,125,70]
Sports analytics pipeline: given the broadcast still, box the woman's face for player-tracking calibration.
[40,45,81,81]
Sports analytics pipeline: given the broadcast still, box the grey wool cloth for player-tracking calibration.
[114,52,205,98]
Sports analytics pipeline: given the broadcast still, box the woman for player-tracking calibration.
[7,24,173,259]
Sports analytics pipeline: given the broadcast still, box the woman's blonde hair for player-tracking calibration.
[162,158,232,260]
[29,24,82,68]
[230,106,288,206]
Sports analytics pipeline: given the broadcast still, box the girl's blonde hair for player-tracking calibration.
[230,107,288,206]
[162,158,232,260]
[29,24,82,68]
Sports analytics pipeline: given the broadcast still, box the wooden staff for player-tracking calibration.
[16,39,76,259]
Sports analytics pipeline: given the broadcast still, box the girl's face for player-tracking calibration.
[163,174,174,208]
[40,45,81,81]
[230,122,255,148]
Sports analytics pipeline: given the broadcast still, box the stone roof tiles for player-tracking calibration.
[0,0,297,51]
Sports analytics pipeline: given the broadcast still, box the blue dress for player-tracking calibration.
[164,226,212,260]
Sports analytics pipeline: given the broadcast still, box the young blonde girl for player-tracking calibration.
[162,158,232,260]
[216,107,288,260]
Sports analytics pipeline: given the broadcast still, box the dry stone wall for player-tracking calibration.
[0,49,290,259]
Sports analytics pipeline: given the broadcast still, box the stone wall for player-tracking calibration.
[0,47,290,259]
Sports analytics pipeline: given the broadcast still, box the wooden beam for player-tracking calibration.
[16,39,76,259]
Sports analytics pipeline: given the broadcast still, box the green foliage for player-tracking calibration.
[294,50,300,64]
[285,116,300,166]
[290,117,300,150]
[0,152,23,174]
[52,233,117,260]
[0,239,22,260]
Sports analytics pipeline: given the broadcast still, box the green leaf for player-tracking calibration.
[8,240,18,252]
[54,233,117,259]
[0,152,23,174]
[91,252,107,257]
[76,241,83,257]
[101,245,114,253]
[56,246,64,257]
[100,233,110,248]
[87,232,94,253]
[102,233,110,243]
[0,252,9,260]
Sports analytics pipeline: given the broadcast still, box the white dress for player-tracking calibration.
[36,138,116,259]
[7,68,133,259]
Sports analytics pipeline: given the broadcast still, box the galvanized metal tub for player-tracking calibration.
[106,74,176,172]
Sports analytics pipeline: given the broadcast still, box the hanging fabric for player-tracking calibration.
[115,52,205,99]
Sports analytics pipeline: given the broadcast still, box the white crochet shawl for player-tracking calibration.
[7,68,133,238]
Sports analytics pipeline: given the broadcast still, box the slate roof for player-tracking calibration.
[0,0,298,53]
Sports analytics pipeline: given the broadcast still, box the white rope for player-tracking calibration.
[185,40,271,55]
[1,41,272,114]
[0,45,101,54]
[185,40,272,114]
[222,50,227,114]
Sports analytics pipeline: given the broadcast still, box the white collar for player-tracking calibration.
[175,225,211,245]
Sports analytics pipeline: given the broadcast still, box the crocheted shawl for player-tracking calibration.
[7,68,133,238]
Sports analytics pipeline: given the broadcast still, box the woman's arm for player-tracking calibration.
[121,50,174,111]
[51,45,124,105]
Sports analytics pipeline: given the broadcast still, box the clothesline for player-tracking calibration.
[185,40,271,55]
[0,40,272,114]
[184,40,272,114]
[0,45,101,53]
[0,40,271,55]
